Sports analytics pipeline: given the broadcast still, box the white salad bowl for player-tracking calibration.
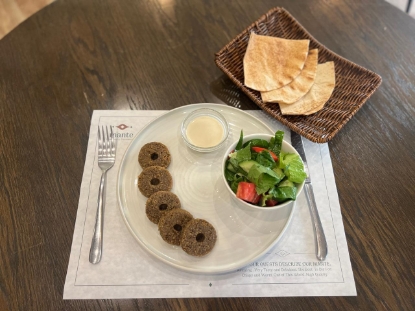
[222,133,305,211]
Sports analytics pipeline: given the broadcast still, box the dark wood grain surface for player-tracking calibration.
[0,0,414,310]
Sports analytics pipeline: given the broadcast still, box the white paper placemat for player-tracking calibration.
[63,109,356,299]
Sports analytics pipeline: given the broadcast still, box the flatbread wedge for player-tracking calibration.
[244,33,310,91]
[261,49,318,104]
[279,62,336,115]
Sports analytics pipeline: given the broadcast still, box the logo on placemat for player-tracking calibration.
[112,124,134,140]
[116,124,130,130]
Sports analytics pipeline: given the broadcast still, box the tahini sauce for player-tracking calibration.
[186,116,224,148]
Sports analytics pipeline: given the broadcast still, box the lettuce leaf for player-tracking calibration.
[235,130,244,150]
[256,151,276,169]
[256,173,279,195]
[247,163,281,195]
[243,139,269,148]
[283,154,307,183]
[269,130,284,155]
[234,144,251,163]
[230,175,245,193]
[224,168,235,182]
[278,151,288,169]
[229,157,247,176]
[269,186,297,202]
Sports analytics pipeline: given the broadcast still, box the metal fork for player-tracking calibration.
[89,126,116,264]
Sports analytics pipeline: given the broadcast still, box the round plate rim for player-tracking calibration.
[116,103,296,274]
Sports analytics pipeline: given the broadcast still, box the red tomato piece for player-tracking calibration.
[236,182,261,204]
[251,146,266,153]
[266,199,278,207]
[251,147,278,161]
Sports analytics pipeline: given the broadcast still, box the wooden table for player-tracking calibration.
[1,0,414,309]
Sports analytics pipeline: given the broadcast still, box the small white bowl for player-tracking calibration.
[222,133,305,210]
[181,108,229,152]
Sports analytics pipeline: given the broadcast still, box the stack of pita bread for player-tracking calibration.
[243,33,336,115]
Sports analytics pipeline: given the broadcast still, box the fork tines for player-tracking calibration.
[98,126,116,159]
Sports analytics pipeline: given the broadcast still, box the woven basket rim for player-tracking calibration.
[214,7,382,143]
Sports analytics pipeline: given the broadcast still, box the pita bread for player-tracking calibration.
[261,49,318,104]
[244,33,310,91]
[279,62,335,115]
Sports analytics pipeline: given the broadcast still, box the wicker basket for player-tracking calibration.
[215,7,382,143]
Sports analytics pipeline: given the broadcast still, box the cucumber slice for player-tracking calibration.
[278,179,295,188]
[227,162,236,173]
[272,167,285,181]
[239,160,257,174]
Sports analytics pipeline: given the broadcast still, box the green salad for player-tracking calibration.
[224,130,307,207]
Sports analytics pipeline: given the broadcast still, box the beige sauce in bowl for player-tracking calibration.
[186,116,224,148]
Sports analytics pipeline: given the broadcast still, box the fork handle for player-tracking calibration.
[304,183,328,261]
[89,170,107,264]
